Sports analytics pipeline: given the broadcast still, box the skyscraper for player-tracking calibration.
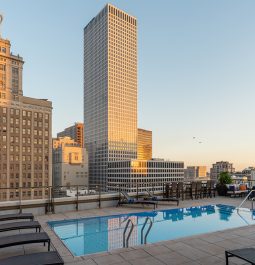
[84,4,137,188]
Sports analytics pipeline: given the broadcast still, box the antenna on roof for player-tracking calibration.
[0,14,3,38]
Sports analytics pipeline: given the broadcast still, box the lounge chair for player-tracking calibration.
[0,221,41,233]
[0,213,34,222]
[146,190,179,206]
[196,182,202,199]
[0,251,64,265]
[177,182,184,200]
[0,232,51,251]
[190,182,197,200]
[225,248,255,265]
[118,191,158,209]
[227,185,248,198]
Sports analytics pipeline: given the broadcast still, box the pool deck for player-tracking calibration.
[1,196,255,265]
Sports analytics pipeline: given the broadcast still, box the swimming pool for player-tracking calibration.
[48,204,255,256]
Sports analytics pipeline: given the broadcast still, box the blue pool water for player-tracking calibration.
[48,204,255,256]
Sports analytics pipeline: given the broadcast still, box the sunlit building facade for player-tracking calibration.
[137,128,152,160]
[57,122,84,147]
[108,160,184,192]
[84,4,137,189]
[0,37,52,201]
[184,166,207,180]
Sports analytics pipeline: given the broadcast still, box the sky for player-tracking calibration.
[1,0,255,171]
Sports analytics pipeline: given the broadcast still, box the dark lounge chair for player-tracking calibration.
[225,248,255,265]
[118,191,158,209]
[190,182,197,200]
[0,251,64,265]
[196,182,202,199]
[146,190,179,206]
[177,182,184,201]
[0,213,34,222]
[0,232,51,251]
[0,221,41,233]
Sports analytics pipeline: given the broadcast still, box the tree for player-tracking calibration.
[217,172,232,185]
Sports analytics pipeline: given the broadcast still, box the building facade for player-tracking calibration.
[52,137,88,187]
[57,122,84,147]
[210,161,235,180]
[137,128,152,160]
[84,4,137,189]
[0,37,52,201]
[184,166,207,180]
[108,160,184,192]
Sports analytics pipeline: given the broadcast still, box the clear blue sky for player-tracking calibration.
[1,0,255,171]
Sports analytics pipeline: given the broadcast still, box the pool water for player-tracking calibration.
[48,204,255,256]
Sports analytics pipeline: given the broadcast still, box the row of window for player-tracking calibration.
[1,136,49,144]
[1,107,49,119]
[0,117,49,127]
[108,6,136,26]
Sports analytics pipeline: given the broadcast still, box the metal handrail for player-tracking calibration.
[251,197,255,211]
[123,219,134,248]
[141,217,153,244]
[237,189,255,211]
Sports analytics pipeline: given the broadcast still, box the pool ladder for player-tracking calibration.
[141,217,153,244]
[123,217,153,248]
[237,189,255,211]
[123,219,134,248]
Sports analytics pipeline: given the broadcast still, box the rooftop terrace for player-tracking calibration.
[0,195,254,264]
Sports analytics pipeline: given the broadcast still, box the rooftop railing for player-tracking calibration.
[0,184,119,214]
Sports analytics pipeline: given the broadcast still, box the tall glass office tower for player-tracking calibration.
[84,4,137,189]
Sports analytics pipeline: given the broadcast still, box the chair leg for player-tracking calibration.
[225,251,229,265]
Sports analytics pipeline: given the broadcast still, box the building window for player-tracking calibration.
[0,64,6,71]
[0,92,6,99]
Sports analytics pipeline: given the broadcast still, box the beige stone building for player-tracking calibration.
[57,122,84,147]
[52,137,88,187]
[0,36,52,201]
[184,166,207,180]
[137,128,152,160]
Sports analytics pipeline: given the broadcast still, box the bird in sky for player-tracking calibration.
[193,136,204,144]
